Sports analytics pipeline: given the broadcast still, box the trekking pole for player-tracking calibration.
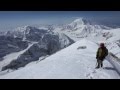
[96,62,97,67]
[96,60,98,67]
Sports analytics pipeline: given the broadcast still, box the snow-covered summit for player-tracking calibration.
[69,18,90,26]
[14,25,29,32]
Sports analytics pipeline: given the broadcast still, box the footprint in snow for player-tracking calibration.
[92,70,96,74]
[86,73,93,79]
[86,69,97,79]
[86,73,90,77]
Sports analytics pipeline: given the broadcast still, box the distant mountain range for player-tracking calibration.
[0,18,120,72]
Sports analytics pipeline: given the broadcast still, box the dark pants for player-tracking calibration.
[96,59,103,68]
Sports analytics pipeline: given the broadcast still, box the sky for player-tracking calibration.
[0,11,120,31]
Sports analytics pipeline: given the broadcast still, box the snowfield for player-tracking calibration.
[0,39,119,79]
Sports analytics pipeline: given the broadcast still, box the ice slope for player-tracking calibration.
[0,39,119,79]
[0,42,37,71]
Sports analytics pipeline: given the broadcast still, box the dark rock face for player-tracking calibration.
[0,36,28,58]
[2,31,74,71]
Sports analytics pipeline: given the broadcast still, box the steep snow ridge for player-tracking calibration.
[57,33,75,48]
[0,39,119,79]
[107,53,120,75]
[0,42,37,71]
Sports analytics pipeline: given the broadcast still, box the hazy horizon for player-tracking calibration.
[0,11,120,31]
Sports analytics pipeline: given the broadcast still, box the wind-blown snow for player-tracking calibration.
[0,39,119,79]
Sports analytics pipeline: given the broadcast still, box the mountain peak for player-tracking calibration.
[67,18,91,30]
[14,25,30,32]
[73,18,83,23]
[71,18,90,25]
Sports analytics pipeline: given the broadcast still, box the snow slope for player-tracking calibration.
[0,42,37,71]
[0,39,119,79]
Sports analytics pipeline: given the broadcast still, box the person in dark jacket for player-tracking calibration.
[96,43,108,69]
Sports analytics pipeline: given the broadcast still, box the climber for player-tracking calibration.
[96,43,108,69]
